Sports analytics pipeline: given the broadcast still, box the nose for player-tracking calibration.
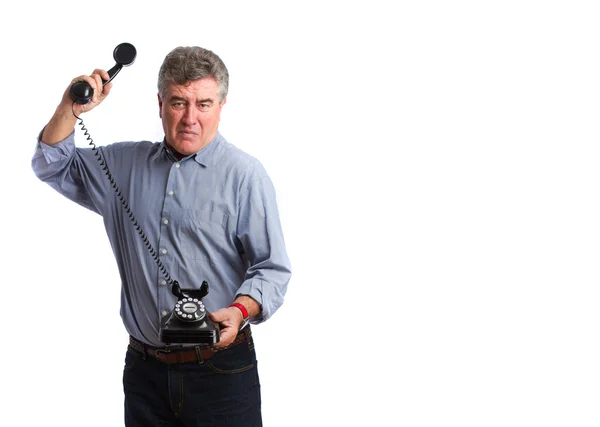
[182,106,197,125]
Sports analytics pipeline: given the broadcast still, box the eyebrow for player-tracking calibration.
[168,96,214,104]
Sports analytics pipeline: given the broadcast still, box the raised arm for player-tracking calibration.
[41,69,112,145]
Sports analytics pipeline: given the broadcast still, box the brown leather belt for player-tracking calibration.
[128,329,249,364]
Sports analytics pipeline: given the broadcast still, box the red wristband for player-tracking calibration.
[229,303,248,319]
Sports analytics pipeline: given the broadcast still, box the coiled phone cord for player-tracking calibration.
[73,105,181,294]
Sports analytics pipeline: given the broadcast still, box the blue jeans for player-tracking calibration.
[123,330,262,427]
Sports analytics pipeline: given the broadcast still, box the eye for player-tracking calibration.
[199,103,210,110]
[172,101,186,109]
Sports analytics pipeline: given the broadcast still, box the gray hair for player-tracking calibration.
[157,46,229,103]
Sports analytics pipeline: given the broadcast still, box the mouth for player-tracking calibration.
[178,129,198,137]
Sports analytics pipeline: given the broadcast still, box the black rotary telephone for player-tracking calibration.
[70,43,220,345]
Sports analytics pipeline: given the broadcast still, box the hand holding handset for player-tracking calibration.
[69,43,220,346]
[70,43,137,104]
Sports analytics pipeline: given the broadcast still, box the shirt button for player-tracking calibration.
[168,190,174,196]
[175,163,181,168]
[161,280,167,285]
[162,311,168,317]
[162,249,167,254]
[163,219,169,225]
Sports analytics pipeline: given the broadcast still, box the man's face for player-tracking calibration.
[158,78,226,157]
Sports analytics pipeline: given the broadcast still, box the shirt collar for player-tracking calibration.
[159,132,223,167]
[193,132,222,167]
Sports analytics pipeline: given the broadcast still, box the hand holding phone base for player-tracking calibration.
[160,280,221,345]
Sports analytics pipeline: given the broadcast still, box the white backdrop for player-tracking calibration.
[2,1,600,426]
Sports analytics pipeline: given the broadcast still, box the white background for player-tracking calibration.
[2,1,600,426]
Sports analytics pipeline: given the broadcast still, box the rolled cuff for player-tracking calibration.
[236,277,285,324]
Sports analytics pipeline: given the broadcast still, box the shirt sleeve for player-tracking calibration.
[31,130,108,215]
[235,166,292,323]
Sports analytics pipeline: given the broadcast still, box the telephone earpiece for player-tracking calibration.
[70,42,137,105]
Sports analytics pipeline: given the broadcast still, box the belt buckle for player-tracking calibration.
[154,348,172,362]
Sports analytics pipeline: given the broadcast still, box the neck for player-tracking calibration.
[164,140,185,160]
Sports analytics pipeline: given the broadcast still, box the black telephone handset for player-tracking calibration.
[70,43,220,346]
[70,42,137,104]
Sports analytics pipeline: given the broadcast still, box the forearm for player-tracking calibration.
[41,104,77,145]
[235,177,291,322]
[233,294,262,319]
[41,69,112,145]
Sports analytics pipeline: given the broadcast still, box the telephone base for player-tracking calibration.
[159,315,220,345]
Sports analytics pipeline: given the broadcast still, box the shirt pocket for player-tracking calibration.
[180,205,230,261]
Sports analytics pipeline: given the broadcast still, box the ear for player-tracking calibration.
[158,93,163,118]
[219,97,227,108]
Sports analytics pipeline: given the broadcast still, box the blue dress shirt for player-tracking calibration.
[32,131,292,346]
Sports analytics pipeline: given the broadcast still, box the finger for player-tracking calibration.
[208,311,222,323]
[213,325,236,348]
[102,81,113,96]
[209,308,229,323]
[91,73,104,103]
[93,68,110,82]
[93,69,111,101]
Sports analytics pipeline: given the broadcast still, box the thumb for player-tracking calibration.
[209,308,228,323]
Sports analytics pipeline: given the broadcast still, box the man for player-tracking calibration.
[32,46,291,427]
